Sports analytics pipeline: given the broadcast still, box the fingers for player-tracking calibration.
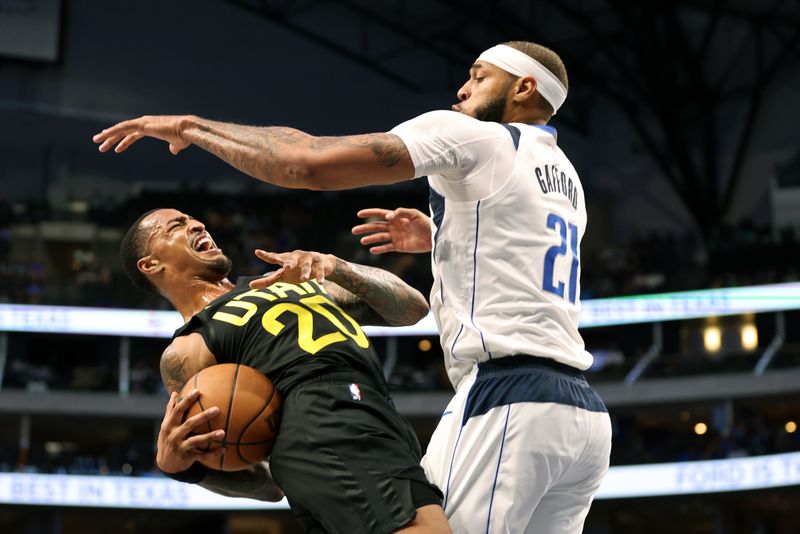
[369,243,396,255]
[115,132,144,153]
[393,207,422,219]
[299,256,313,281]
[249,268,285,289]
[184,429,225,449]
[359,232,392,246]
[92,118,142,146]
[169,388,199,421]
[253,250,325,284]
[356,208,392,220]
[351,221,387,235]
[180,405,220,438]
[96,133,125,153]
[251,250,293,289]
[308,255,325,283]
[255,249,290,267]
[165,391,178,416]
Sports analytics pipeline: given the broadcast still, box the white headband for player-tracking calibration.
[476,44,567,115]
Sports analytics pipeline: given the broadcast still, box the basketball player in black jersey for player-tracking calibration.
[121,208,451,533]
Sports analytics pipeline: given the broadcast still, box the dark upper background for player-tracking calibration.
[1,0,799,308]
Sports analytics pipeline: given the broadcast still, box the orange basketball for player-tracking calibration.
[179,363,282,471]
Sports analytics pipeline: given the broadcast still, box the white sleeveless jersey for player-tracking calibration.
[392,110,593,389]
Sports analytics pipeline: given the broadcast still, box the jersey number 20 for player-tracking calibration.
[542,213,579,304]
[213,293,370,354]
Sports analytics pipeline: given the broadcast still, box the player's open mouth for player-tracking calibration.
[193,235,220,254]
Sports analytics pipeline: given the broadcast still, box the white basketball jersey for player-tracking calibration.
[392,111,592,388]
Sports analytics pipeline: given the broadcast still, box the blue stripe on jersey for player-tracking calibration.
[449,324,465,362]
[429,185,446,306]
[486,405,511,534]
[462,355,607,426]
[443,404,467,511]
[533,124,558,140]
[429,185,445,238]
[470,200,492,358]
[501,124,521,149]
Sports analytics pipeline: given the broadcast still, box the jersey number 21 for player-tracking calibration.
[542,213,579,304]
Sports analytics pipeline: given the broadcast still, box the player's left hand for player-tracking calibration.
[250,249,336,289]
[92,115,193,155]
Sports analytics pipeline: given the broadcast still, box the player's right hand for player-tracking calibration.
[249,249,335,288]
[156,389,226,474]
[352,208,433,254]
[92,115,193,155]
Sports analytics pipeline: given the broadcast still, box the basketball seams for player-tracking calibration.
[235,375,275,464]
[221,364,241,470]
[194,372,214,452]
[186,363,280,471]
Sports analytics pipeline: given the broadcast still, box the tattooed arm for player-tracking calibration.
[158,335,284,502]
[250,250,429,327]
[325,257,429,327]
[93,115,415,190]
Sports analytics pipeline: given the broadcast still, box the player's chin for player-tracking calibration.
[202,254,233,278]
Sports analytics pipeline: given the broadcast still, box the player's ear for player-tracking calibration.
[138,255,164,276]
[513,75,537,102]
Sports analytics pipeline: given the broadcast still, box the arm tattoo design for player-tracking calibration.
[326,258,429,327]
[159,345,189,394]
[307,133,406,167]
[183,119,407,188]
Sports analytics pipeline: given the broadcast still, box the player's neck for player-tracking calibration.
[504,110,548,125]
[504,101,549,125]
[168,278,236,322]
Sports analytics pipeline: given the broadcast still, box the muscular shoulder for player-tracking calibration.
[392,110,506,141]
[160,333,217,393]
[391,110,511,181]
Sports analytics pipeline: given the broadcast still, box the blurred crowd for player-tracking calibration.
[611,410,800,466]
[0,188,433,309]
[1,191,799,309]
[2,409,798,478]
[581,222,800,298]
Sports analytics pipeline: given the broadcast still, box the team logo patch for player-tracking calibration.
[349,383,362,401]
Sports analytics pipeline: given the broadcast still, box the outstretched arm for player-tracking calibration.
[159,336,284,502]
[93,115,415,191]
[250,250,429,327]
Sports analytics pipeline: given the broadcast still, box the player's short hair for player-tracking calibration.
[502,41,568,115]
[119,209,161,295]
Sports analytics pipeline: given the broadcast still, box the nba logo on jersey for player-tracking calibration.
[349,383,362,401]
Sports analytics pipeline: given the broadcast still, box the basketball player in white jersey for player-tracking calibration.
[94,40,612,533]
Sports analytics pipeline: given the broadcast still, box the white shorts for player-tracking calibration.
[421,355,611,534]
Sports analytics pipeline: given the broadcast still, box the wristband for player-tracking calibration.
[158,462,208,484]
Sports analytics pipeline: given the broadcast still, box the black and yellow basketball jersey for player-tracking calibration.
[173,277,386,393]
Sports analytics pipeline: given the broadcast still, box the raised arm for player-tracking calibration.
[93,115,415,190]
[158,335,284,502]
[250,250,429,327]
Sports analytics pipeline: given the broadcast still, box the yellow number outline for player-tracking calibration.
[212,289,370,355]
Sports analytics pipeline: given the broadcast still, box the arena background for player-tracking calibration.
[1,1,799,532]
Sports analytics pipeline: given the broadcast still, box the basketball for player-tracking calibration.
[179,363,282,471]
